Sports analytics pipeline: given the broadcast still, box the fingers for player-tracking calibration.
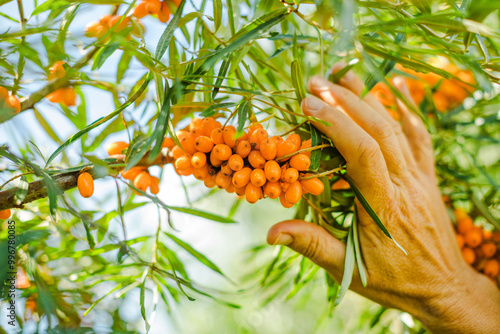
[308,76,408,179]
[393,77,436,178]
[301,96,395,203]
[267,220,346,278]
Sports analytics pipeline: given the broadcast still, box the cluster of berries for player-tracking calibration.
[45,61,76,107]
[133,0,181,23]
[164,118,325,207]
[0,87,21,114]
[106,141,160,195]
[453,208,500,285]
[85,15,143,39]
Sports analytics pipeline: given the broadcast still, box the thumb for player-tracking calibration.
[267,220,346,276]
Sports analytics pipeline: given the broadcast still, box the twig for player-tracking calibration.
[276,144,332,161]
[299,166,344,180]
[278,120,308,137]
[0,172,34,190]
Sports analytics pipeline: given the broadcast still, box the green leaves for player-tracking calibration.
[309,124,322,171]
[236,99,249,132]
[291,60,305,104]
[167,206,237,224]
[334,218,355,306]
[155,0,185,60]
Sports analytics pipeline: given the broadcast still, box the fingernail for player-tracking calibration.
[304,96,323,112]
[310,75,328,87]
[273,233,293,246]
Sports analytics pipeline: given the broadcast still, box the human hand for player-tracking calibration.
[267,63,500,333]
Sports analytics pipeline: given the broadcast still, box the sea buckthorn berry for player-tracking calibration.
[232,167,252,188]
[481,243,497,258]
[213,144,232,161]
[455,234,464,249]
[61,87,76,106]
[276,140,298,160]
[99,14,113,27]
[175,156,192,171]
[484,259,500,277]
[300,178,324,195]
[223,126,237,148]
[457,217,473,235]
[134,171,151,192]
[195,136,214,153]
[177,167,193,176]
[201,118,220,137]
[193,164,209,180]
[260,139,277,160]
[483,230,492,240]
[171,146,185,159]
[121,167,145,180]
[264,161,281,182]
[279,192,293,208]
[245,183,262,204]
[247,123,263,137]
[461,247,475,264]
[46,89,63,104]
[493,232,500,242]
[210,128,225,145]
[110,15,131,32]
[283,168,299,183]
[215,172,231,189]
[236,140,251,158]
[190,127,203,139]
[264,182,281,199]
[300,139,312,157]
[332,179,350,190]
[106,141,129,156]
[210,151,223,167]
[464,228,482,248]
[150,176,160,195]
[220,163,234,177]
[228,154,244,171]
[454,208,468,222]
[248,151,265,169]
[176,130,190,141]
[249,128,268,150]
[290,153,311,171]
[146,0,161,14]
[78,172,94,198]
[287,134,302,147]
[204,174,217,188]
[0,209,11,220]
[234,186,246,196]
[190,118,203,130]
[158,2,171,22]
[285,181,302,204]
[191,152,207,168]
[225,183,235,194]
[250,169,266,187]
[162,137,175,149]
[0,87,8,99]
[6,96,21,113]
[271,136,284,145]
[280,181,290,192]
[235,132,248,144]
[180,136,197,155]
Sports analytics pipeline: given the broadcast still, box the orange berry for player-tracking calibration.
[260,139,277,160]
[0,209,12,219]
[483,230,492,240]
[264,181,281,199]
[150,176,160,194]
[285,181,302,204]
[290,153,311,171]
[283,168,299,183]
[110,15,131,32]
[180,136,197,155]
[484,259,500,277]
[249,128,268,150]
[455,234,464,249]
[212,144,232,161]
[99,14,113,27]
[232,167,252,188]
[210,150,223,167]
[210,128,225,145]
[300,178,324,196]
[279,192,293,208]
[195,136,214,153]
[225,182,235,194]
[176,130,190,142]
[332,179,350,190]
[190,118,203,130]
[223,126,237,148]
[77,172,94,198]
[0,86,8,99]
[235,132,248,145]
[192,164,209,180]
[175,156,192,171]
[146,0,161,13]
[250,169,266,187]
[264,160,281,182]
[457,217,474,235]
[204,173,217,188]
[121,166,145,180]
[158,2,171,22]
[247,123,263,137]
[228,154,244,171]
[220,162,233,177]
[461,247,475,264]
[300,139,312,157]
[61,87,76,106]
[271,135,284,145]
[245,183,262,204]
[276,140,299,160]
[162,137,175,149]
[46,89,63,103]
[176,166,193,176]
[6,95,21,113]
[190,127,203,139]
[493,232,500,242]
[481,243,497,258]
[106,141,129,156]
[464,228,482,248]
[215,172,231,189]
[454,208,468,221]
[236,140,251,158]
[191,152,207,168]
[280,181,290,192]
[248,151,265,169]
[171,146,185,159]
[134,171,151,192]
[49,61,66,79]
[201,118,221,137]
[287,134,302,147]
[234,186,246,196]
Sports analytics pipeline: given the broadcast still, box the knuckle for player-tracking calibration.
[368,120,394,142]
[301,234,322,262]
[357,136,381,164]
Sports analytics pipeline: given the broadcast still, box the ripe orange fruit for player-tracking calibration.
[264,160,281,182]
[212,144,232,161]
[300,139,312,157]
[77,172,94,198]
[121,166,145,180]
[0,86,8,99]
[175,156,192,171]
[190,127,203,139]
[49,61,66,80]
[285,181,302,204]
[210,128,225,145]
[455,234,464,249]
[236,140,251,158]
[245,183,262,204]
[332,179,350,190]
[204,174,217,188]
[176,130,190,142]
[133,2,148,17]
[223,126,237,148]
[483,229,492,240]
[484,259,499,278]
[215,172,231,189]
[106,141,129,156]
[283,168,298,183]
[146,0,161,13]
[0,209,11,219]
[171,146,185,159]
[201,118,221,137]
[225,182,235,194]
[46,89,63,103]
[453,208,468,222]
[177,167,193,176]
[300,178,324,195]
[150,176,160,195]
[195,136,214,153]
[193,164,209,180]
[162,137,175,149]
[250,169,266,187]
[247,123,263,137]
[279,192,294,208]
[6,95,21,113]
[232,167,252,188]
[228,154,244,171]
[464,228,482,248]
[190,117,203,130]
[264,182,281,199]
[134,171,151,192]
[248,151,265,169]
[210,150,223,167]
[234,186,246,196]
[481,243,497,258]
[60,87,76,106]
[287,134,301,146]
[457,217,474,235]
[249,128,268,150]
[158,2,171,22]
[276,140,298,160]
[260,139,277,160]
[220,162,233,177]
[290,153,311,171]
[191,152,207,168]
[180,136,197,155]
[461,247,475,264]
[271,135,284,145]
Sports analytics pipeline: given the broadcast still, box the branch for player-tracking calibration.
[0,153,173,211]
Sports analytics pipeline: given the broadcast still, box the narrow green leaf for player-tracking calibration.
[213,0,222,32]
[352,208,367,287]
[117,51,132,83]
[328,59,359,83]
[93,42,119,70]
[212,54,231,99]
[309,124,322,171]
[33,109,62,144]
[291,60,305,104]
[226,0,236,35]
[83,283,126,317]
[200,102,237,117]
[140,273,150,332]
[334,223,355,306]
[148,82,173,162]
[237,100,249,132]
[13,175,28,205]
[155,0,185,59]
[168,206,237,224]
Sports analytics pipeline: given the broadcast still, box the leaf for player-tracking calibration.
[213,0,222,32]
[352,208,367,287]
[92,42,119,70]
[155,0,185,59]
[226,0,236,35]
[168,206,237,224]
[334,220,355,306]
[343,174,407,255]
[83,282,127,317]
[13,175,28,205]
[328,59,359,83]
[140,269,150,332]
[148,82,173,163]
[291,60,305,104]
[309,124,322,171]
[33,109,62,144]
[212,54,231,99]
[237,99,249,132]
[471,193,500,230]
[117,51,132,83]
[200,102,237,117]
